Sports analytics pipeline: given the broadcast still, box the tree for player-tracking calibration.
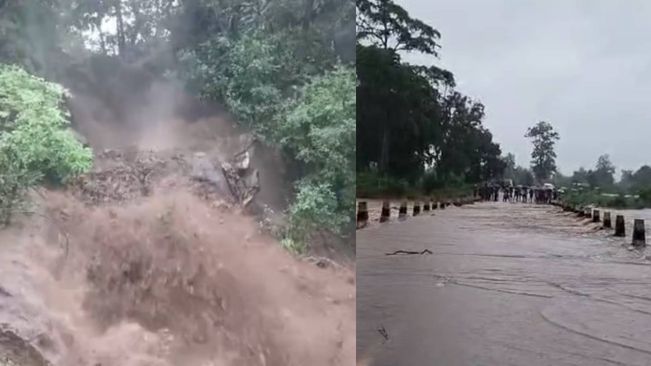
[525,121,559,182]
[357,0,440,54]
[571,167,589,184]
[552,171,571,188]
[356,44,442,178]
[513,166,534,186]
[356,0,454,177]
[502,153,516,180]
[620,169,634,191]
[630,165,651,192]
[65,0,179,59]
[589,154,616,188]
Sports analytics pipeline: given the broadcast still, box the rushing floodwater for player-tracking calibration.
[357,201,651,366]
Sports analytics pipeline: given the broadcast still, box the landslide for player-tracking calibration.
[0,59,355,366]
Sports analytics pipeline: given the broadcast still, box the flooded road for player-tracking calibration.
[357,201,651,366]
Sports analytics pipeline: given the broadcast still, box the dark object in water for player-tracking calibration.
[385,249,433,256]
[377,324,389,341]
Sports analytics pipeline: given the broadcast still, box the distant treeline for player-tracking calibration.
[502,152,651,208]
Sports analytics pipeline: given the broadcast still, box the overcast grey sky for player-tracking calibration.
[396,0,651,176]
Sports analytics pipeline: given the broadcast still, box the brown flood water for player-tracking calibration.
[357,201,651,366]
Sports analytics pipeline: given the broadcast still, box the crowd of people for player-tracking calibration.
[474,183,559,204]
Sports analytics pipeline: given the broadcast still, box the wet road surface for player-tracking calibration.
[357,201,651,366]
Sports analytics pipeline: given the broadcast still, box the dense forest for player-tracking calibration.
[0,0,356,252]
[356,0,506,197]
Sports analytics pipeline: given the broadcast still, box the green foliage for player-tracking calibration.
[627,165,651,192]
[564,161,651,207]
[420,170,442,194]
[579,154,616,189]
[0,64,92,224]
[176,2,356,253]
[279,66,355,194]
[356,170,409,198]
[563,190,643,210]
[638,188,651,206]
[552,171,572,188]
[286,182,348,249]
[281,237,307,255]
[195,35,285,135]
[179,30,306,136]
[280,66,355,246]
[356,169,473,200]
[513,166,535,186]
[221,32,298,134]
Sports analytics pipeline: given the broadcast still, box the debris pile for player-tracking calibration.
[70,144,261,209]
[70,149,173,204]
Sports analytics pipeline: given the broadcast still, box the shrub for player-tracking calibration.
[281,66,356,249]
[0,64,92,225]
[285,182,349,253]
[357,170,409,198]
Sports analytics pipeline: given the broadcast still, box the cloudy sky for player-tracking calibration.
[396,0,651,176]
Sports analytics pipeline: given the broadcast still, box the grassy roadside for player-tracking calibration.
[356,171,474,201]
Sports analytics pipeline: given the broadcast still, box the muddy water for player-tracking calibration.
[0,191,355,365]
[357,202,651,366]
[594,206,651,240]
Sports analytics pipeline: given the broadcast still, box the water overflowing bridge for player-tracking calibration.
[357,200,651,365]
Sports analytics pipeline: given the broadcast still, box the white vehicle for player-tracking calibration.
[543,183,554,190]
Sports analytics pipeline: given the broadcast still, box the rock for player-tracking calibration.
[189,154,231,197]
[233,151,250,172]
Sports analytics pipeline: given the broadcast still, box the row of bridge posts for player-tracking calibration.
[356,197,479,228]
[554,201,646,246]
[359,198,647,247]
